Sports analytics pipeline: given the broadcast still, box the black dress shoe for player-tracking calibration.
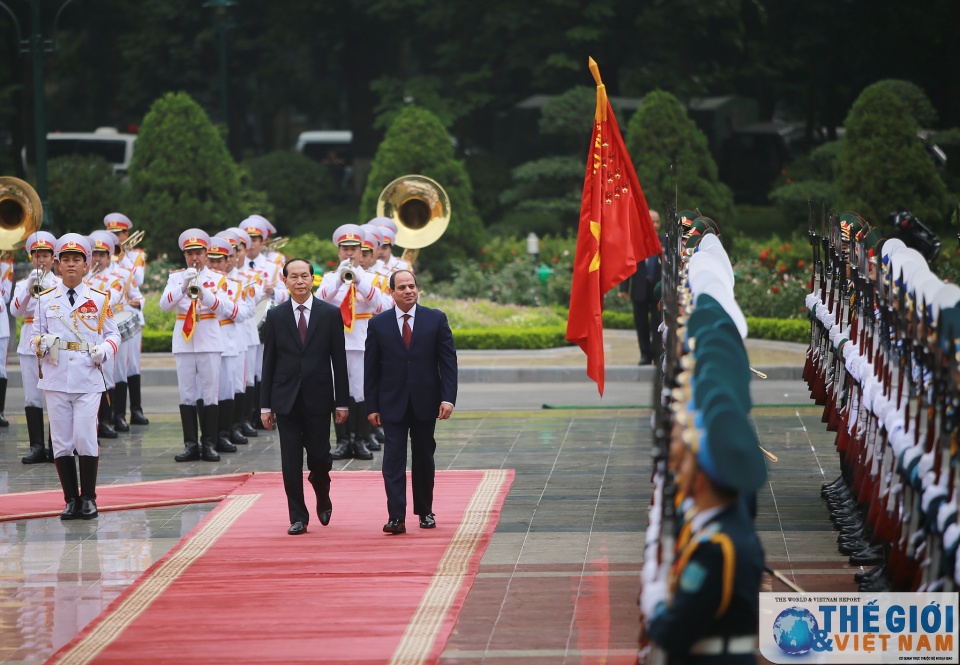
[288,521,307,535]
[98,422,118,439]
[330,440,351,460]
[215,435,237,453]
[130,408,150,426]
[114,415,130,432]
[317,496,332,526]
[350,439,373,460]
[0,413,8,427]
[174,444,201,462]
[80,497,98,520]
[60,498,82,520]
[240,420,258,437]
[854,565,885,583]
[383,519,406,534]
[229,424,248,445]
[849,546,884,566]
[419,514,436,529]
[364,436,381,452]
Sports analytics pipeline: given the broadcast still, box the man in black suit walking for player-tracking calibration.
[620,209,663,365]
[366,270,458,534]
[260,258,349,535]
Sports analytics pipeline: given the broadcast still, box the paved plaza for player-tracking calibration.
[0,335,858,664]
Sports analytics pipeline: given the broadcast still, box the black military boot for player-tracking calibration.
[230,393,248,444]
[55,455,82,520]
[200,404,222,461]
[0,377,9,427]
[331,422,352,460]
[21,406,46,464]
[113,382,129,432]
[174,404,201,462]
[128,374,149,425]
[252,379,265,429]
[216,399,237,453]
[347,400,373,460]
[78,455,100,519]
[354,401,380,451]
[373,425,385,445]
[97,392,117,439]
[241,385,258,437]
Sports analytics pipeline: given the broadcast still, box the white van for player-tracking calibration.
[294,130,352,163]
[22,127,138,175]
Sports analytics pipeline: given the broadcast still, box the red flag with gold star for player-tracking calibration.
[566,57,662,396]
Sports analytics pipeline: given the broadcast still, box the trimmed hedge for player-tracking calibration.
[135,317,808,351]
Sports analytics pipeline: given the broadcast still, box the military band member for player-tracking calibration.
[32,234,121,520]
[240,216,288,429]
[225,227,262,438]
[374,221,411,274]
[161,229,238,462]
[104,212,149,427]
[316,224,383,460]
[12,231,60,464]
[0,252,13,426]
[206,235,253,452]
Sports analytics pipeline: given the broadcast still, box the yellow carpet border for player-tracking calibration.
[389,468,511,665]
[49,494,261,665]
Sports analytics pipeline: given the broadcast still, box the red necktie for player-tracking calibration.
[298,304,307,344]
[402,313,412,349]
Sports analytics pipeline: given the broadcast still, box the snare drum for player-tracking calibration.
[115,309,142,342]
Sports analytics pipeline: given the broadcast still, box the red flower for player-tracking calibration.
[760,249,770,260]
[772,286,780,294]
[778,265,787,274]
[786,178,792,184]
[510,249,517,255]
[785,244,792,250]
[481,248,486,254]
[327,260,337,267]
[797,260,805,268]
[553,256,560,263]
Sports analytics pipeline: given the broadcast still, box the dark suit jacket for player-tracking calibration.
[620,234,665,303]
[260,297,349,416]
[365,305,458,423]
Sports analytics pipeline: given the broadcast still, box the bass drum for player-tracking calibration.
[115,309,142,342]
[255,299,275,341]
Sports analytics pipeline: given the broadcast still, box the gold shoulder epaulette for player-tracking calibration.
[169,268,185,273]
[38,286,56,296]
[91,287,109,297]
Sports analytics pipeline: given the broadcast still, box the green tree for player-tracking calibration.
[47,155,128,233]
[359,106,485,274]
[837,83,948,227]
[626,90,734,223]
[243,151,334,234]
[127,92,243,257]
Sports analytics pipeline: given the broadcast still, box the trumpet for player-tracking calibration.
[30,269,49,297]
[339,260,357,285]
[186,261,202,300]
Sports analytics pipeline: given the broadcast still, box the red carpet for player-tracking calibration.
[47,469,514,665]
[0,473,253,522]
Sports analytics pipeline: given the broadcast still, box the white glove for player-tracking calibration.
[25,271,38,289]
[180,268,198,293]
[37,333,57,355]
[200,285,218,308]
[90,344,108,364]
[640,578,667,620]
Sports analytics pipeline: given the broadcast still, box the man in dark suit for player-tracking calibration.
[620,209,663,365]
[366,270,458,534]
[260,258,349,535]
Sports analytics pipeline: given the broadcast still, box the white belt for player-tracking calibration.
[689,635,756,655]
[56,340,92,352]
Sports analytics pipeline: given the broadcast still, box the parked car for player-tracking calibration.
[21,127,137,176]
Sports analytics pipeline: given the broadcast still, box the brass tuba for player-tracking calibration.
[0,176,43,251]
[376,174,450,265]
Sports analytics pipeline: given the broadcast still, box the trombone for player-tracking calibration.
[264,236,288,253]
[115,229,145,261]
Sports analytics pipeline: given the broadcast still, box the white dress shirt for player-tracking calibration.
[396,303,416,333]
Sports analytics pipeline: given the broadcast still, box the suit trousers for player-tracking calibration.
[382,399,437,522]
[632,299,661,361]
[276,389,333,525]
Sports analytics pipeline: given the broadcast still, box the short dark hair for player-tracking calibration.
[389,269,418,291]
[283,258,314,277]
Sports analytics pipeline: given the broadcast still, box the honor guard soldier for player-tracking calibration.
[104,212,149,427]
[224,227,262,439]
[239,216,288,429]
[12,231,60,464]
[161,229,239,462]
[84,231,128,439]
[206,235,253,452]
[316,224,383,459]
[32,234,120,520]
[373,219,411,274]
[0,250,13,426]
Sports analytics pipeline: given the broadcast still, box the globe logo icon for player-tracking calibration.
[772,606,819,655]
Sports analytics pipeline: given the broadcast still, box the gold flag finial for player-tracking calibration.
[587,57,607,122]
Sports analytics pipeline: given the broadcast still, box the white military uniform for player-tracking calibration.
[84,264,126,391]
[214,271,251,402]
[12,270,61,408]
[160,265,237,406]
[34,283,120,457]
[229,266,259,396]
[0,259,13,383]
